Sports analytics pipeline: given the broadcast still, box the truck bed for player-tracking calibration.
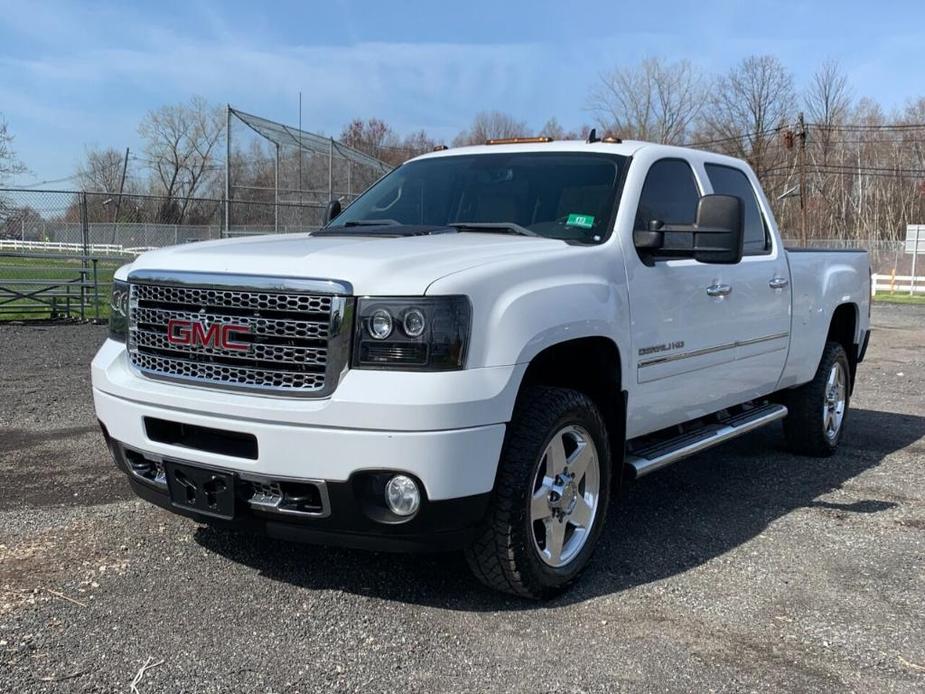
[779,248,871,389]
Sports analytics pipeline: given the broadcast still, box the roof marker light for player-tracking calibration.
[485,136,554,145]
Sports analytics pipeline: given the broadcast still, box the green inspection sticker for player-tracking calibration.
[566,213,595,229]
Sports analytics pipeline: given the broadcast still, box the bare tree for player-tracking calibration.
[340,118,436,170]
[805,60,852,160]
[0,115,26,183]
[700,55,795,182]
[538,117,567,140]
[799,61,853,234]
[76,147,133,193]
[340,118,397,162]
[537,117,590,141]
[138,96,224,222]
[452,111,530,147]
[805,60,852,132]
[588,58,705,144]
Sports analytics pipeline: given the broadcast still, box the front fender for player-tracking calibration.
[426,247,631,385]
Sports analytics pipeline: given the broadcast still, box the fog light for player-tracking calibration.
[385,474,420,516]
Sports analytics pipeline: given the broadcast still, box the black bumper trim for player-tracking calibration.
[110,439,490,552]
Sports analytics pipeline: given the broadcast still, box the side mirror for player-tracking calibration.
[323,199,342,225]
[633,194,744,264]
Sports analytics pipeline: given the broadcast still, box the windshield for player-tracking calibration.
[328,152,628,243]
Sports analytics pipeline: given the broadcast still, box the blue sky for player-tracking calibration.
[2,0,924,184]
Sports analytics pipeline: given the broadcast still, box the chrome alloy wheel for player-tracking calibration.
[530,425,601,568]
[823,360,847,442]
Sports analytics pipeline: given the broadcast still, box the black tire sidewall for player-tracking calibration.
[784,341,851,456]
[509,389,611,591]
[821,346,851,449]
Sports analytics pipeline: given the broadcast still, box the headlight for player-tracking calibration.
[354,296,471,370]
[109,280,130,343]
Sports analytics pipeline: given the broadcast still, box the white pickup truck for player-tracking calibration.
[93,138,871,598]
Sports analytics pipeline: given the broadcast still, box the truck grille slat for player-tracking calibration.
[133,307,329,341]
[127,277,350,397]
[131,328,328,366]
[131,352,327,391]
[134,284,332,314]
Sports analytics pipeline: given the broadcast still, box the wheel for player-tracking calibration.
[783,341,851,456]
[465,386,611,599]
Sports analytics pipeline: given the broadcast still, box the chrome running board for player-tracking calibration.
[626,403,788,479]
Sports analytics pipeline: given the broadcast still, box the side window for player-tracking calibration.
[704,164,769,254]
[634,159,700,230]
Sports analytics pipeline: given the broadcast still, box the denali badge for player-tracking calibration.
[638,340,685,356]
[166,319,251,352]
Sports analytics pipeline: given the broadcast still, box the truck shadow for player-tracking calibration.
[193,407,925,610]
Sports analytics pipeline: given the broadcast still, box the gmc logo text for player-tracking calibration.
[166,319,251,352]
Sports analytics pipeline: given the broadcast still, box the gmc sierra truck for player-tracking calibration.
[93,137,871,598]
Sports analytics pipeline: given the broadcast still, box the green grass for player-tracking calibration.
[0,254,123,321]
[872,292,925,305]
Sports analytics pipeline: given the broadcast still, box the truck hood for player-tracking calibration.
[126,231,570,295]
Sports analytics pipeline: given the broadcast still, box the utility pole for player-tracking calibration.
[274,143,280,233]
[797,112,807,245]
[298,91,303,228]
[328,138,334,202]
[113,147,129,225]
[224,104,231,236]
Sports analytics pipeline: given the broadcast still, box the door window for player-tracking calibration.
[634,159,700,230]
[705,164,769,254]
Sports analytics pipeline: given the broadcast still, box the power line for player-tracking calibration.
[15,174,80,189]
[807,121,925,131]
[686,127,783,148]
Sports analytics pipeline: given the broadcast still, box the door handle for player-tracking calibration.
[706,283,732,298]
[769,276,789,290]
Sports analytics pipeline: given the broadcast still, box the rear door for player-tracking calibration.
[702,162,790,398]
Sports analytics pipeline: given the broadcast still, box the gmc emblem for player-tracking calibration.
[166,319,251,352]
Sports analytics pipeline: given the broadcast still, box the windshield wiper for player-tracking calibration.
[342,219,400,227]
[447,222,539,237]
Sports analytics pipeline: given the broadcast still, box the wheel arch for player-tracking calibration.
[515,336,627,482]
[827,302,860,391]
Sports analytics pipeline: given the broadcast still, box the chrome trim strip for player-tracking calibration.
[735,331,790,348]
[117,443,331,518]
[638,332,789,368]
[127,269,352,296]
[627,404,788,477]
[244,479,331,519]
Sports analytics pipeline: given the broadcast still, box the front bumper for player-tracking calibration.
[104,434,490,551]
[92,340,522,550]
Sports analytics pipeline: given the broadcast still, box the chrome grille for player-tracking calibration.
[127,272,351,397]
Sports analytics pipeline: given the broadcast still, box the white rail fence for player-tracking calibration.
[0,239,152,256]
[871,273,925,296]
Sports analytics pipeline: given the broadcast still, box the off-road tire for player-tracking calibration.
[783,341,851,457]
[465,386,612,599]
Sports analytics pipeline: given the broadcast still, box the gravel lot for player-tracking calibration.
[1,305,923,693]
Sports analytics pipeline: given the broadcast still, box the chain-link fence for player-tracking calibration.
[782,237,913,276]
[0,184,915,320]
[226,107,392,229]
[0,188,325,320]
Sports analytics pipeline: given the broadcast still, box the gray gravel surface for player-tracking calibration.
[1,306,923,693]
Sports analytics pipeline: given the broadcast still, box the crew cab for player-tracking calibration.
[93,138,871,598]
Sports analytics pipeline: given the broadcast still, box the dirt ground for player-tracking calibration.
[0,304,923,693]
